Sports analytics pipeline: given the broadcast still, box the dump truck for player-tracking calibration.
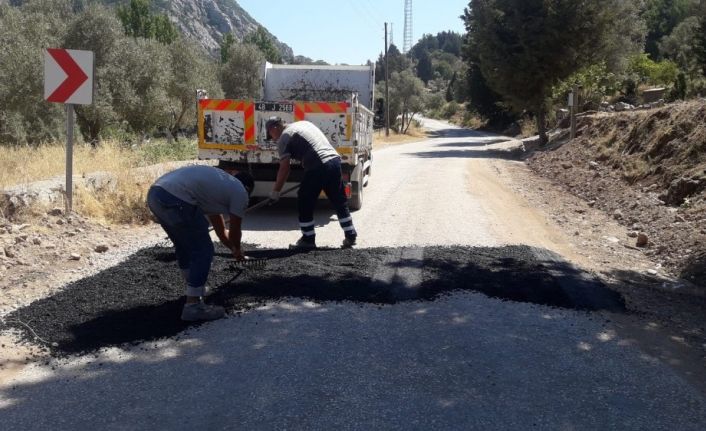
[197,62,375,210]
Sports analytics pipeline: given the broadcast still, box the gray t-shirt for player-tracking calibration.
[154,165,248,218]
[277,121,340,171]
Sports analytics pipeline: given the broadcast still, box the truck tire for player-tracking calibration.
[349,181,363,211]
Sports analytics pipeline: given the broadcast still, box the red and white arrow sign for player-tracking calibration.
[44,48,94,105]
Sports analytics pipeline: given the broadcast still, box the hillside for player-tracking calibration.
[528,101,706,289]
[3,0,293,60]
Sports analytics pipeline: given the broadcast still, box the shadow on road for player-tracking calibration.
[409,148,526,161]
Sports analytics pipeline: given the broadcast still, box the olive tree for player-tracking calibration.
[64,4,125,143]
[166,38,223,137]
[0,1,73,145]
[221,43,264,99]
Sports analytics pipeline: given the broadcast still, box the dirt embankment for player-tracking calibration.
[527,101,706,290]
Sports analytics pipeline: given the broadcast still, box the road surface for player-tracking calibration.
[2,121,705,430]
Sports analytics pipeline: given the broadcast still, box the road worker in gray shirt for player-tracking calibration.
[147,163,254,321]
[266,118,357,249]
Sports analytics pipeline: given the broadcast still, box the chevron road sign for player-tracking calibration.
[44,48,93,105]
[44,48,94,213]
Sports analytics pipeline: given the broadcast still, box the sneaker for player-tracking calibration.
[289,236,317,250]
[181,302,225,321]
[342,235,357,248]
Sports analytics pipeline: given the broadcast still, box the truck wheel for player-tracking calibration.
[349,181,363,211]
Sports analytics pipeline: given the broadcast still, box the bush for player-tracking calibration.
[442,101,459,118]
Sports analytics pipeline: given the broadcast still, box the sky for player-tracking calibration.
[236,0,469,65]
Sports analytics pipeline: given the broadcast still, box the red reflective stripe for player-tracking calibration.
[244,103,255,143]
[215,100,230,110]
[199,99,211,109]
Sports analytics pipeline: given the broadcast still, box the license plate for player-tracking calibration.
[255,102,294,113]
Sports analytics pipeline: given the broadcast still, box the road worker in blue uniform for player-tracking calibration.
[266,118,357,249]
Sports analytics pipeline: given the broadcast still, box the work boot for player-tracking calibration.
[289,236,317,250]
[181,301,225,321]
[342,234,357,248]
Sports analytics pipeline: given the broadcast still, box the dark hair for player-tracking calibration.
[265,117,283,131]
[217,160,239,170]
[234,171,255,197]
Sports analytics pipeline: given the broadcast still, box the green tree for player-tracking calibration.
[416,50,433,84]
[64,4,125,143]
[464,0,640,144]
[221,43,264,99]
[388,70,426,134]
[220,32,235,64]
[0,0,73,145]
[642,0,699,59]
[166,38,222,137]
[244,26,281,63]
[659,16,701,78]
[110,37,172,135]
[696,4,706,75]
[375,44,412,84]
[117,0,178,44]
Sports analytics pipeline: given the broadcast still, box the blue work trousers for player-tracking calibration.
[147,186,213,297]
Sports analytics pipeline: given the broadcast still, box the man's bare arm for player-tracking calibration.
[228,215,244,261]
[208,215,231,248]
[273,158,291,192]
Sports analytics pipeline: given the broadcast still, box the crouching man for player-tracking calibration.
[266,118,357,249]
[147,162,254,321]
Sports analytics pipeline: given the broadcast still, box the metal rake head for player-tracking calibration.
[231,257,267,271]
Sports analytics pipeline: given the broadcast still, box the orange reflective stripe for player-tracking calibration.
[244,102,255,144]
[294,103,305,121]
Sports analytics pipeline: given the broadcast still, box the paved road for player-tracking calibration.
[2,122,706,430]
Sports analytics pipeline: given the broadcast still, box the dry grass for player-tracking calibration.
[0,139,197,188]
[1,139,196,224]
[373,123,428,149]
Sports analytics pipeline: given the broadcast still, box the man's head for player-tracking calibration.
[265,117,284,140]
[217,161,255,197]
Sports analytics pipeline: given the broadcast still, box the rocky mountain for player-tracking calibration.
[1,0,293,60]
[153,0,293,59]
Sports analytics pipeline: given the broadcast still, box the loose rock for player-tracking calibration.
[613,209,623,220]
[94,245,109,253]
[69,253,81,261]
[636,233,649,247]
[4,246,17,258]
[48,208,63,216]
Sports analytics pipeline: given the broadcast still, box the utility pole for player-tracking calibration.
[384,22,390,137]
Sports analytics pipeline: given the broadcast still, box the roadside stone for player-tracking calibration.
[561,162,573,169]
[613,209,623,220]
[69,253,81,261]
[4,246,17,258]
[56,219,65,226]
[44,242,56,250]
[606,236,620,244]
[627,231,638,238]
[588,161,600,170]
[647,269,658,275]
[48,208,63,216]
[675,214,686,223]
[587,200,596,207]
[15,234,28,244]
[32,237,42,246]
[636,233,649,247]
[94,244,109,253]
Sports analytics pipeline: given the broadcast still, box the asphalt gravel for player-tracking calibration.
[2,244,625,356]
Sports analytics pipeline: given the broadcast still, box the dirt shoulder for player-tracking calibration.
[526,101,706,291]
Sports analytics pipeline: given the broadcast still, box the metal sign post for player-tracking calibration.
[44,48,94,214]
[65,105,74,213]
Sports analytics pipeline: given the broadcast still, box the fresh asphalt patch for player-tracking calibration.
[2,245,625,356]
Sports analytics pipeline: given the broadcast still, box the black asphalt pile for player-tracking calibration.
[2,245,624,356]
